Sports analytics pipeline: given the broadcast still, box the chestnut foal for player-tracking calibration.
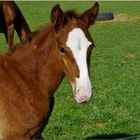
[0,1,31,50]
[0,3,99,140]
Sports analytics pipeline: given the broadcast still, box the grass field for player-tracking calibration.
[0,1,140,139]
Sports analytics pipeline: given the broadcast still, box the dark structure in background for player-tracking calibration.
[0,1,31,50]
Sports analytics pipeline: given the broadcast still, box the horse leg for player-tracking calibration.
[7,23,14,50]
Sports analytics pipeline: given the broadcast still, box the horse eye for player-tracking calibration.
[60,47,66,53]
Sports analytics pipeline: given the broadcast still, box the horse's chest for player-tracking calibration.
[0,120,5,139]
[0,95,51,139]
[0,101,7,139]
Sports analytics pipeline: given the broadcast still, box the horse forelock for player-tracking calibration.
[64,10,79,20]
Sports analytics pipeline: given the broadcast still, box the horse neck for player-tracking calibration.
[13,26,64,98]
[36,41,65,98]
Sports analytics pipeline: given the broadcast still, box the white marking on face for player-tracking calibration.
[66,28,92,103]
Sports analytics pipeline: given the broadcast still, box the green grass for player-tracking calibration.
[0,1,140,139]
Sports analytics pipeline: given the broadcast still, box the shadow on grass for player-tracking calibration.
[86,133,140,140]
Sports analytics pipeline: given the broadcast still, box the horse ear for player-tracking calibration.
[80,2,99,27]
[51,4,66,31]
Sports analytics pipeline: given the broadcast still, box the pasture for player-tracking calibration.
[0,1,140,139]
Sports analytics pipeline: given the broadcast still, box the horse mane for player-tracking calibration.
[7,9,80,57]
[65,10,79,20]
[9,24,55,55]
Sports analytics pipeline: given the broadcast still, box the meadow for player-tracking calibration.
[0,1,140,139]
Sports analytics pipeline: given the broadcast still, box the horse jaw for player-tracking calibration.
[66,28,92,103]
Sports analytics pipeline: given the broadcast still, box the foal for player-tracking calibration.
[0,1,31,50]
[0,2,99,140]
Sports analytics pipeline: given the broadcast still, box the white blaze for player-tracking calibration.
[66,28,92,103]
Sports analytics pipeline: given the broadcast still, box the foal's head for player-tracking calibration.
[51,3,99,103]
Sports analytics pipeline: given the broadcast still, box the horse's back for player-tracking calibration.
[0,1,17,19]
[0,1,16,33]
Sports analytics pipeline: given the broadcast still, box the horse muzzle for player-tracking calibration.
[74,86,92,103]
